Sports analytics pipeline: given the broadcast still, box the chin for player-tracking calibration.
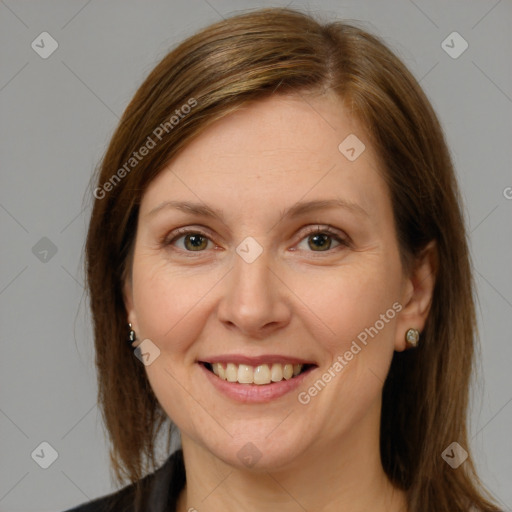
[199,421,315,472]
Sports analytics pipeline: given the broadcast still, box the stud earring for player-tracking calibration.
[405,328,420,348]
[128,323,137,346]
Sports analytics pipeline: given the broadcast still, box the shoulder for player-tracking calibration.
[62,484,133,512]
[62,449,185,512]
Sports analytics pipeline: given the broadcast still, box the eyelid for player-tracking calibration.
[162,226,216,250]
[163,224,350,253]
[293,224,350,251]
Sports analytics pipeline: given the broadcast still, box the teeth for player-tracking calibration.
[271,363,283,382]
[238,364,253,384]
[225,363,238,382]
[253,364,271,385]
[210,362,305,385]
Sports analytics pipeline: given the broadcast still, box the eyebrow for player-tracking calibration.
[146,198,369,221]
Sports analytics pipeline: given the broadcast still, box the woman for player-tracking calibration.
[66,7,501,512]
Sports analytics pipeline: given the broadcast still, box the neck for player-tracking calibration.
[176,400,407,512]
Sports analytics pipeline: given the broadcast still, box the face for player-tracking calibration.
[124,92,418,471]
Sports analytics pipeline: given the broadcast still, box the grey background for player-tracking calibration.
[0,0,511,510]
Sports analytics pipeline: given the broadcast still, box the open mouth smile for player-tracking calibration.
[198,358,318,403]
[201,361,315,385]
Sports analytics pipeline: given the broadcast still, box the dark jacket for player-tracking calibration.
[63,449,185,512]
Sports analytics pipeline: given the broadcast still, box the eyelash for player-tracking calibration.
[163,225,350,256]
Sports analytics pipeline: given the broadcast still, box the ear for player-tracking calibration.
[123,276,138,333]
[395,241,437,351]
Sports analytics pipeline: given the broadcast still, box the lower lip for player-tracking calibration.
[199,363,316,403]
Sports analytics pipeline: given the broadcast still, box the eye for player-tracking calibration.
[164,225,349,254]
[295,225,348,253]
[166,228,214,252]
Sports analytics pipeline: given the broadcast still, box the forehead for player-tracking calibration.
[140,92,389,223]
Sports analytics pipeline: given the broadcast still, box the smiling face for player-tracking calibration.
[124,91,420,471]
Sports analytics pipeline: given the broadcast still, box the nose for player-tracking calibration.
[216,247,291,339]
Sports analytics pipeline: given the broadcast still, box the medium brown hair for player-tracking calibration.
[85,7,500,511]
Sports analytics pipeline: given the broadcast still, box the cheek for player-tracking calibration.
[130,257,219,431]
[293,265,400,429]
[292,259,401,355]
[131,254,224,354]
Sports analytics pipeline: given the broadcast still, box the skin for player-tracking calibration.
[124,91,436,511]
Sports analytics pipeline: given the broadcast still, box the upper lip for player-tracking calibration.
[199,354,317,366]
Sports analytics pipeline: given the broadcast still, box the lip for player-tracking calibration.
[198,361,317,403]
[200,354,316,366]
